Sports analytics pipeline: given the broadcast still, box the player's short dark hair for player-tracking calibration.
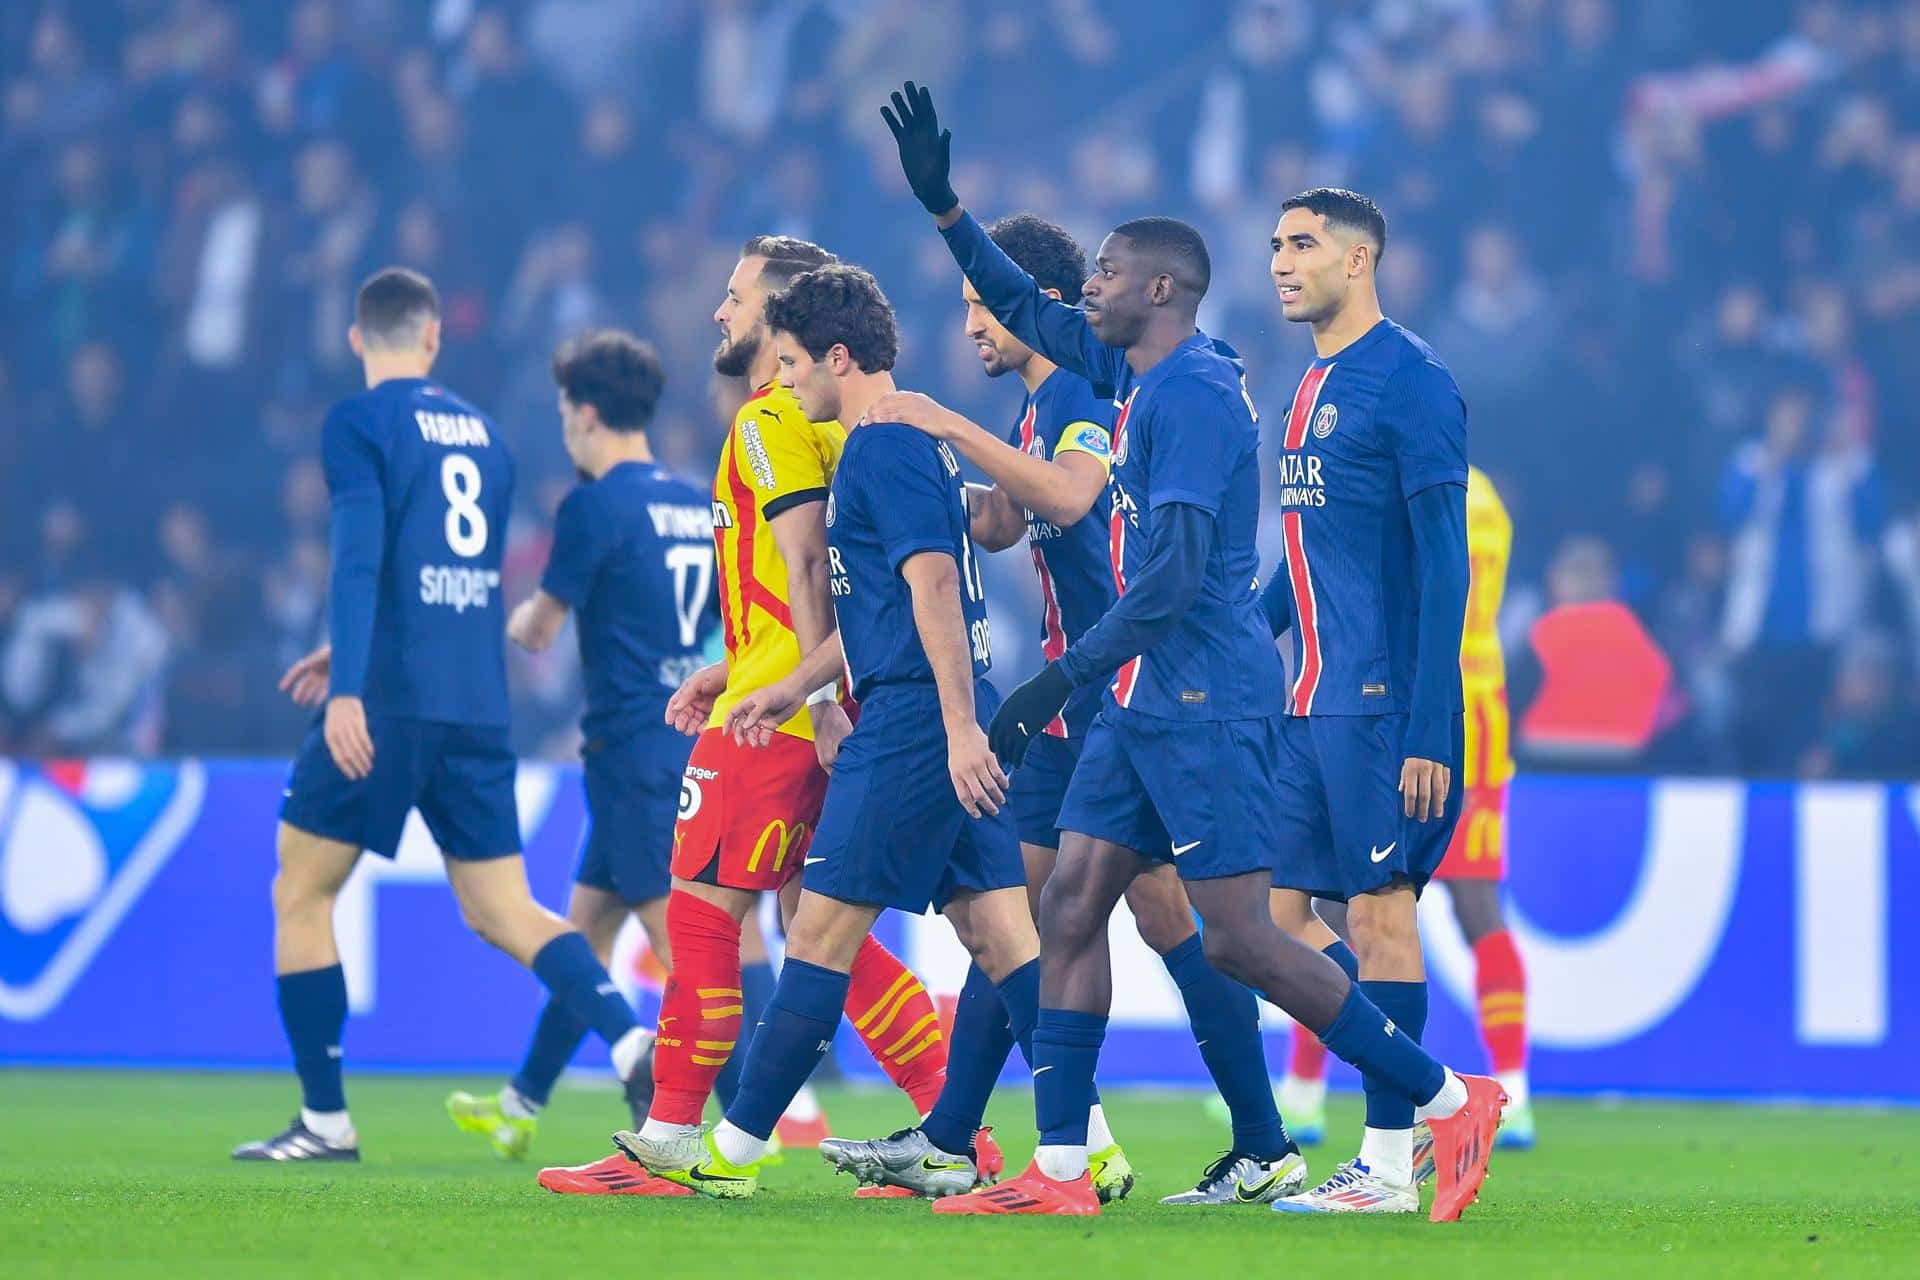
[987,214,1089,300]
[550,329,665,432]
[1281,187,1389,259]
[1110,216,1211,299]
[762,265,899,373]
[354,266,439,348]
[741,234,837,292]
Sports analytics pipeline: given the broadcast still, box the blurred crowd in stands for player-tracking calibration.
[3,0,1917,777]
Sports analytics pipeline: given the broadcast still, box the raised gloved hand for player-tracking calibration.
[882,80,959,217]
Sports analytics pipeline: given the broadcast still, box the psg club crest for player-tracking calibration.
[1312,403,1339,438]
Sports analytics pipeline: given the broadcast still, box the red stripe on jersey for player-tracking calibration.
[1282,365,1333,451]
[1030,544,1070,736]
[1018,402,1037,452]
[1108,505,1141,708]
[1283,510,1322,715]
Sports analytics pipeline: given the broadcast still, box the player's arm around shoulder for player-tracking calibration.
[869,389,1107,529]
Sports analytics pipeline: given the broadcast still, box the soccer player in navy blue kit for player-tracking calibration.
[614,264,1043,1199]
[444,330,718,1172]
[1255,189,1487,1214]
[235,272,653,1162]
[883,83,1506,1221]
[819,214,1308,1206]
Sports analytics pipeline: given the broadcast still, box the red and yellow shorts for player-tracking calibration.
[671,727,829,892]
[1434,783,1507,881]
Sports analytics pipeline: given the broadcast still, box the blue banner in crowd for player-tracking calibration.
[2,760,1914,1102]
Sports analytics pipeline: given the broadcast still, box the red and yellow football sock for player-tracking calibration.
[1473,928,1528,1075]
[846,935,947,1113]
[649,890,743,1126]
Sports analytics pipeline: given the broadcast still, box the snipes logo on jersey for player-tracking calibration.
[0,759,206,1021]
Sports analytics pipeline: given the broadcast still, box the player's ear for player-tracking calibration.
[828,342,851,375]
[1349,242,1370,279]
[1148,272,1175,306]
[1042,287,1064,302]
[421,316,443,359]
[347,325,364,358]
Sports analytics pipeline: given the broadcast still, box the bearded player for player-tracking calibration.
[1276,465,1533,1151]
[540,238,950,1195]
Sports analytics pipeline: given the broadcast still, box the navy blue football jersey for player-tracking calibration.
[541,461,719,740]
[322,377,515,726]
[1273,318,1468,716]
[827,423,992,698]
[941,213,1284,722]
[1006,368,1116,737]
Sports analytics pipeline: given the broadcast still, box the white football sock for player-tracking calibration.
[1085,1103,1116,1152]
[712,1119,767,1167]
[1496,1070,1530,1109]
[1414,1068,1469,1122]
[301,1107,354,1144]
[1034,1143,1088,1181]
[609,1027,652,1081]
[1279,1073,1327,1117]
[784,1084,822,1122]
[640,1117,699,1141]
[1358,1126,1413,1185]
[500,1085,540,1120]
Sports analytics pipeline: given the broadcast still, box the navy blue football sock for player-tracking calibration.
[722,958,848,1141]
[995,958,1041,1066]
[509,999,589,1107]
[531,932,637,1047]
[1033,1007,1107,1148]
[1164,934,1292,1158]
[1319,983,1445,1106]
[921,963,1018,1155]
[277,964,348,1113]
[1359,980,1429,1130]
[1323,938,1360,982]
[715,959,775,1111]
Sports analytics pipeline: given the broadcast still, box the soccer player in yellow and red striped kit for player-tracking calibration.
[539,238,952,1195]
[1278,465,1533,1149]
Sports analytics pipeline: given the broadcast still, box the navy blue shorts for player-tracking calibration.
[1269,712,1466,901]
[1056,709,1284,881]
[1010,730,1081,849]
[281,711,520,860]
[575,719,691,905]
[804,682,1025,914]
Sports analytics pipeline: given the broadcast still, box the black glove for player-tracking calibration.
[988,661,1073,768]
[881,80,958,217]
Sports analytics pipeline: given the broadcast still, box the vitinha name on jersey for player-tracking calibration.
[1278,453,1327,507]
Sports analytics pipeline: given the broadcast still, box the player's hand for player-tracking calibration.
[506,598,540,650]
[987,661,1072,769]
[666,661,729,735]
[324,696,375,780]
[809,701,854,774]
[725,679,805,748]
[1400,756,1451,822]
[882,80,958,217]
[278,644,332,708]
[947,721,1009,818]
[868,390,962,439]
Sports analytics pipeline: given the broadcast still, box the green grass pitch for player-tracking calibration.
[4,1069,1915,1277]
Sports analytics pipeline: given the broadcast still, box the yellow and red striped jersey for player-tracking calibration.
[707,382,846,742]
[1461,465,1514,789]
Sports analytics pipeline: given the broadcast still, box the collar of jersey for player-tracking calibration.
[1312,317,1393,368]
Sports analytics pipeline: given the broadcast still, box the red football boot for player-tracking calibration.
[931,1159,1099,1216]
[1425,1074,1509,1222]
[972,1126,1004,1184]
[537,1152,693,1196]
